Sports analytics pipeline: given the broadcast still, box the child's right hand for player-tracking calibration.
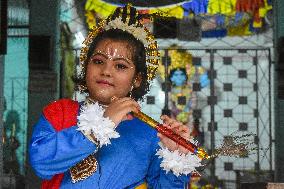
[104,97,140,127]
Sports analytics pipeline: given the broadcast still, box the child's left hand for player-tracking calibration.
[158,115,191,154]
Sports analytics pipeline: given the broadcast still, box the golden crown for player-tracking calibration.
[79,4,160,81]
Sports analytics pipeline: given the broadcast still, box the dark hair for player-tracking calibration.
[169,68,188,86]
[74,28,149,101]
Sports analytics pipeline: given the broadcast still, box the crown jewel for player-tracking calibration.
[79,4,160,81]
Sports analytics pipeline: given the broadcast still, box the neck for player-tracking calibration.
[85,97,109,108]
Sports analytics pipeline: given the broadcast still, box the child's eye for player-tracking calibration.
[91,59,104,65]
[115,63,128,70]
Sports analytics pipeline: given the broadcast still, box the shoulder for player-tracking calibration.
[43,99,79,131]
[44,98,78,109]
[43,98,79,116]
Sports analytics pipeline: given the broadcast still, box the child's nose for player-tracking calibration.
[101,61,113,76]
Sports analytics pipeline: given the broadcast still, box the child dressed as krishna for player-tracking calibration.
[29,5,201,189]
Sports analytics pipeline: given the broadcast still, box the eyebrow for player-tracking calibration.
[92,52,133,66]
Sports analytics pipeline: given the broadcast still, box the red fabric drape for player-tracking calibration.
[40,99,79,189]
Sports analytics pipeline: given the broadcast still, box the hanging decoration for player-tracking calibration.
[99,0,191,8]
[207,0,237,16]
[84,0,273,38]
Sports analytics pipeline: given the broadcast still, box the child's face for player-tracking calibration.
[86,39,139,105]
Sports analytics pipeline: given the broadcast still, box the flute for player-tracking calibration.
[131,111,209,160]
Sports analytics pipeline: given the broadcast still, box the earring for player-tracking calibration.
[129,85,134,98]
[78,84,87,93]
[129,78,137,98]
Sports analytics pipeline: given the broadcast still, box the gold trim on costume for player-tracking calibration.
[70,154,98,183]
[135,182,147,189]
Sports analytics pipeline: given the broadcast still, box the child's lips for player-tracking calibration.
[96,80,114,87]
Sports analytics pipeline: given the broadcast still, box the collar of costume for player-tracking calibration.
[79,4,160,82]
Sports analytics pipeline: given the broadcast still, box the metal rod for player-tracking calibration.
[268,49,273,173]
[0,0,8,55]
[0,55,5,189]
[8,25,29,29]
[255,50,260,182]
[209,49,216,180]
[162,49,170,116]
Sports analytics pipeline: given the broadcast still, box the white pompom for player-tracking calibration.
[156,142,202,177]
[77,102,120,147]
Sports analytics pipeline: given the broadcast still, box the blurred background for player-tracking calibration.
[0,0,283,188]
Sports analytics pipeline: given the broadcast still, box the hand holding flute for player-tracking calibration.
[107,96,209,160]
[131,111,209,160]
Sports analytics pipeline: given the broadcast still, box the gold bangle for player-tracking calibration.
[82,132,100,147]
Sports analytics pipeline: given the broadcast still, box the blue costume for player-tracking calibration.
[29,99,190,188]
